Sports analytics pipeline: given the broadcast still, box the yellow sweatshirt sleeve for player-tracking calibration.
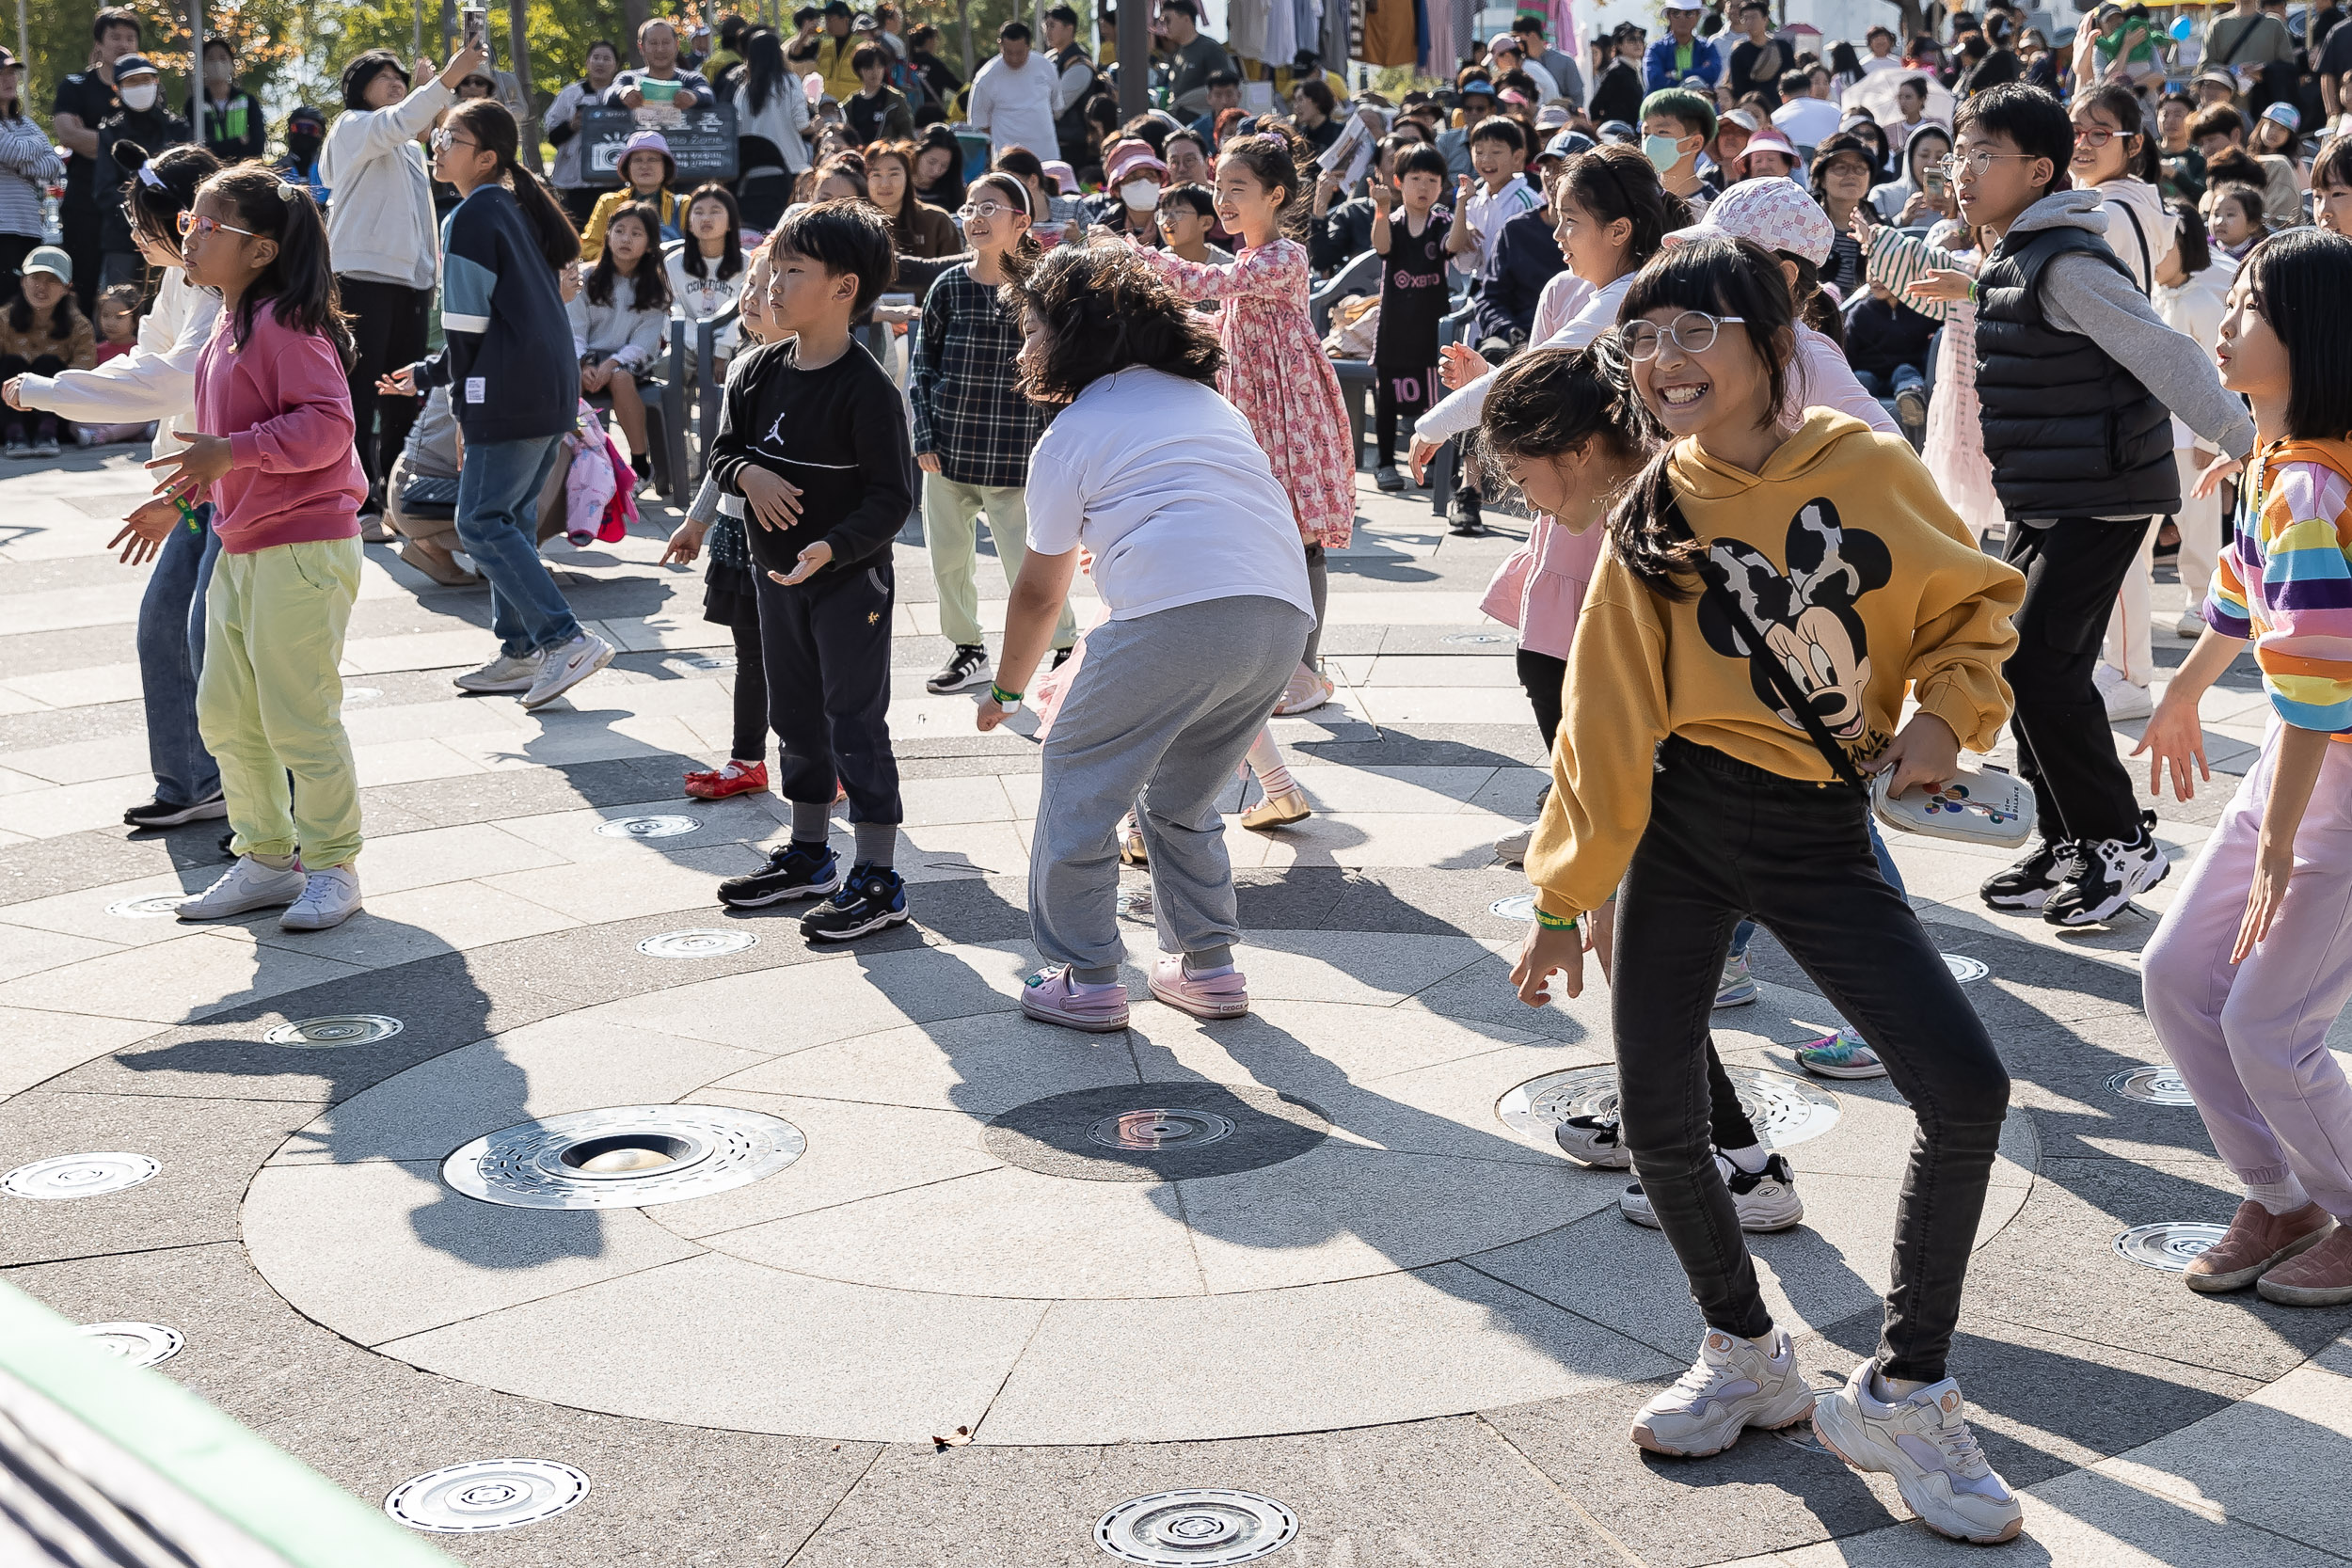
[1523,548,1671,921]
[1889,463,2026,754]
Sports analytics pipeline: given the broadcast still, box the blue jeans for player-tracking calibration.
[135,504,222,805]
[453,432,580,657]
[1728,816,1905,959]
[1855,365,1927,430]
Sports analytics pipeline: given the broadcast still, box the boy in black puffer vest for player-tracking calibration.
[1950,85,2255,927]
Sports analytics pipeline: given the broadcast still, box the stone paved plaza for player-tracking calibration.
[5,446,2351,1567]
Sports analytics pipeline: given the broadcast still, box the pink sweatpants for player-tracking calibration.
[2144,717,2352,1220]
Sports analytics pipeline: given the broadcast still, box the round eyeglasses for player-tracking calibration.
[1622,310,1746,361]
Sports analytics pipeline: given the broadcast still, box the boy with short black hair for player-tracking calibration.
[708,200,917,939]
[1952,84,2255,926]
[1639,87,1717,214]
[1369,143,1453,491]
[1445,116,1538,277]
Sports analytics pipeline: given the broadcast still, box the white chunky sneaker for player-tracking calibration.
[1811,1364,2024,1544]
[1622,1153,1804,1231]
[176,856,307,921]
[453,650,543,693]
[1492,825,1534,866]
[1552,1113,1632,1169]
[1631,1326,1815,1457]
[279,865,363,931]
[521,631,615,710]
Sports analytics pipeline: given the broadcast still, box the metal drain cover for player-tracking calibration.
[78,1323,182,1368]
[264,1014,404,1048]
[442,1105,803,1210]
[1488,895,1537,922]
[107,894,187,919]
[385,1459,589,1533]
[1943,954,1990,983]
[989,1083,1327,1182]
[1117,889,1154,920]
[1089,1109,1234,1151]
[595,815,700,839]
[1440,632,1506,645]
[3,1153,161,1200]
[1499,1066,1839,1148]
[682,654,735,671]
[2108,1067,2196,1105]
[638,928,758,958]
[1097,1490,1296,1566]
[2114,1222,2230,1272]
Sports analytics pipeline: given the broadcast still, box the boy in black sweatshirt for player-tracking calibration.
[708,200,916,939]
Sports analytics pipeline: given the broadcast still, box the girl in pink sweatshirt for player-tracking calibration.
[138,166,373,933]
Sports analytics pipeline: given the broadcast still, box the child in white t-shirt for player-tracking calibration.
[974,245,1314,1035]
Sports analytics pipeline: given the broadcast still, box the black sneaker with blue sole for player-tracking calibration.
[802,862,910,941]
[718,842,841,909]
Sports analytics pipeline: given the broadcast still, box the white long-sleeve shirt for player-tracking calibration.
[320,78,452,290]
[967,53,1065,159]
[735,74,813,175]
[15,267,221,463]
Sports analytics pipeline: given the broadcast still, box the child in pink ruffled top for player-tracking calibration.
[1126,129,1356,829]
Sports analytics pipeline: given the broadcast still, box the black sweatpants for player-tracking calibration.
[2003,515,2153,846]
[754,557,902,823]
[0,354,65,439]
[1374,364,1437,467]
[1614,737,2010,1381]
[339,277,433,507]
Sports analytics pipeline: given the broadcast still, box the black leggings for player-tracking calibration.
[729,616,771,764]
[339,277,432,505]
[1374,364,1437,467]
[1521,645,1758,1152]
[1614,737,2010,1381]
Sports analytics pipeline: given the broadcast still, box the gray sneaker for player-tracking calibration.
[176,856,307,920]
[521,631,615,711]
[453,650,543,693]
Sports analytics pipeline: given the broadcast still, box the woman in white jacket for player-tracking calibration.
[4,143,228,830]
[2072,83,2181,720]
[321,40,486,526]
[733,28,812,230]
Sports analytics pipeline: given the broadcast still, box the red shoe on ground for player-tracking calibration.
[684,759,768,800]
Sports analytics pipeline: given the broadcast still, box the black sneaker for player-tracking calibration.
[718,842,842,909]
[1979,837,2076,912]
[802,862,910,942]
[1553,1113,1631,1169]
[927,644,991,694]
[1448,502,1486,537]
[1051,645,1073,671]
[2044,812,2169,927]
[123,792,229,829]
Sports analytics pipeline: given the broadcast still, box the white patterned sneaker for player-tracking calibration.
[1270,664,1334,715]
[521,631,615,710]
[1811,1364,2024,1544]
[280,865,363,931]
[1552,1113,1631,1168]
[1621,1153,1804,1231]
[453,650,543,693]
[1715,954,1757,1007]
[176,856,307,921]
[1794,1029,1888,1080]
[1631,1326,1815,1457]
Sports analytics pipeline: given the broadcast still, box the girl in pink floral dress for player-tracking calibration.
[1128,131,1356,828]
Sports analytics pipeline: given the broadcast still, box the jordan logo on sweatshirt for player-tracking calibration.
[1694,498,1892,747]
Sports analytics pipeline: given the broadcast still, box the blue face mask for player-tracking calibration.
[1644,133,1685,173]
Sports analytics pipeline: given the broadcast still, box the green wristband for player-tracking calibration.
[990,683,1024,707]
[1533,908,1579,932]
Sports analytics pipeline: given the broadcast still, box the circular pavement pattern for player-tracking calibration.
[986,1082,1329,1182]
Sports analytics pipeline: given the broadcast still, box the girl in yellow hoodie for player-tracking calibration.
[1508,233,2031,1544]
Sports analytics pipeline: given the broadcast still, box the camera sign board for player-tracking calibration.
[581,104,739,186]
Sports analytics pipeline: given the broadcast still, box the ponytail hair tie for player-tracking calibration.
[276,181,299,202]
[137,165,167,190]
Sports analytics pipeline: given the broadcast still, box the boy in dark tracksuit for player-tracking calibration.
[1953,85,2255,927]
[708,201,916,940]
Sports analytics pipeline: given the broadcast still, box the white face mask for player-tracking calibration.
[119,80,158,111]
[1120,178,1159,210]
[204,57,231,84]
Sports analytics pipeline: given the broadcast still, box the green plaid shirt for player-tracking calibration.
[908,263,1048,489]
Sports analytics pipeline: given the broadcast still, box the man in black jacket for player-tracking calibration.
[93,55,188,292]
[1955,86,2256,927]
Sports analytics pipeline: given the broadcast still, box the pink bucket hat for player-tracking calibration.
[1730,126,1801,173]
[1666,175,1834,265]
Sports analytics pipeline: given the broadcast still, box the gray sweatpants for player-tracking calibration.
[1030,594,1312,975]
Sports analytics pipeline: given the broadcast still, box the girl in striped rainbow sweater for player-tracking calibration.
[2137,228,2352,1308]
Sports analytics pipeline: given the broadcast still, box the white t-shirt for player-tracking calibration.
[1026,368,1314,623]
[1772,95,1843,149]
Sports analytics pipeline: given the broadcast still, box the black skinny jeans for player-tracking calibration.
[729,615,771,764]
[340,277,433,506]
[1614,737,2010,1382]
[2003,515,2153,846]
[0,353,64,436]
[1519,650,1763,1152]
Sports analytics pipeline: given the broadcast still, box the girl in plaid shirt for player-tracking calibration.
[909,169,1076,697]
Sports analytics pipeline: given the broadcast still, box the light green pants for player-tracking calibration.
[922,472,1076,652]
[197,536,364,868]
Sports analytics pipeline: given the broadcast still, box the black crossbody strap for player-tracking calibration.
[1662,493,1873,792]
